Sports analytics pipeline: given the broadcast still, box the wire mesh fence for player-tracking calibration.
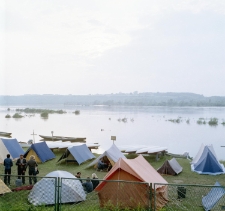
[1,174,225,211]
[0,175,151,211]
[59,178,150,211]
[154,183,225,211]
[0,174,57,211]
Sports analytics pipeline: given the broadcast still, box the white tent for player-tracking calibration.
[28,171,86,205]
[87,144,126,168]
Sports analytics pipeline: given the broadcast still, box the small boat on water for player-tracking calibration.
[0,132,12,137]
[39,135,86,143]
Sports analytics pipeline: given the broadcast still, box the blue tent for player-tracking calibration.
[24,142,55,163]
[202,182,225,211]
[191,145,225,175]
[0,138,24,163]
[57,144,95,165]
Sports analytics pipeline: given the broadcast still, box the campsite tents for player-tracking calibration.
[24,142,55,163]
[191,144,225,175]
[57,144,95,165]
[95,155,168,210]
[157,158,183,175]
[87,144,126,168]
[28,170,86,205]
[0,179,11,194]
[0,138,24,163]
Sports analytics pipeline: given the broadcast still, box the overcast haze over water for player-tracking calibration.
[1,105,225,160]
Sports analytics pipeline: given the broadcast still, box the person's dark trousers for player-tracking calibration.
[18,168,25,184]
[29,168,37,185]
[4,169,11,185]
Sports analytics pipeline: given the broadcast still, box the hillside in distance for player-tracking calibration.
[1,92,225,107]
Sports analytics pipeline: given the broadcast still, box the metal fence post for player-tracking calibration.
[149,183,152,211]
[56,177,60,211]
[154,183,156,211]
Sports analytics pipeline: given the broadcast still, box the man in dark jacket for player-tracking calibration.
[82,177,93,193]
[26,155,38,185]
[3,154,13,186]
[97,158,108,171]
[16,154,27,185]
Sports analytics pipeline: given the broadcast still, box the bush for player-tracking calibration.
[5,114,11,118]
[168,119,180,123]
[208,118,218,126]
[40,112,48,118]
[197,120,202,124]
[12,113,23,118]
[74,110,80,115]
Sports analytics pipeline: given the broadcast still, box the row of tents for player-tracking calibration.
[0,156,169,210]
[1,138,225,176]
[0,138,96,165]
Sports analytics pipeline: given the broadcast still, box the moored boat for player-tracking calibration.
[0,132,12,137]
[39,135,86,142]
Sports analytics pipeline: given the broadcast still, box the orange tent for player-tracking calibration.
[95,155,168,210]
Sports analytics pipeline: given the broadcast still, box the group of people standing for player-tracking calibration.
[75,172,100,193]
[3,154,38,186]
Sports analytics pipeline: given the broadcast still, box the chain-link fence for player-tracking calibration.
[0,174,57,211]
[0,175,150,211]
[154,183,225,211]
[59,178,150,211]
[1,175,225,211]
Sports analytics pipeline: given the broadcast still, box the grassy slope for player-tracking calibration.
[1,149,225,186]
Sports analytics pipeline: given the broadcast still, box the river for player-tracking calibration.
[0,105,225,160]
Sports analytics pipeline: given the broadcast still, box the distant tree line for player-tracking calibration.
[1,92,225,107]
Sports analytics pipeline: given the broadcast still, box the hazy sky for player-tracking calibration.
[0,0,225,96]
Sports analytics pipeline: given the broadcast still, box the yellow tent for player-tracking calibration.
[0,179,11,194]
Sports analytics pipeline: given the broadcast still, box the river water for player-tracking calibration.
[0,105,225,160]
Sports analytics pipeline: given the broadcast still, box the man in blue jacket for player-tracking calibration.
[4,154,13,186]
[82,177,93,193]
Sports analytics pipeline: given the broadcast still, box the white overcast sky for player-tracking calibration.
[0,0,225,96]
